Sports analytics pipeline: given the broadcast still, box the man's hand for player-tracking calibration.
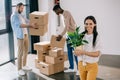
[29,23,38,29]
[56,35,62,41]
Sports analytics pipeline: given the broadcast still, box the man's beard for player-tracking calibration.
[18,9,21,14]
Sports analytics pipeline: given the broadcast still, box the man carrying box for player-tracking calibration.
[53,4,79,75]
[11,2,37,76]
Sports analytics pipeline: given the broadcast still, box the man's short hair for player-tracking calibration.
[53,4,62,11]
[17,2,24,7]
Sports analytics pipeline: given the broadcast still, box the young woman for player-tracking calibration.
[74,16,102,80]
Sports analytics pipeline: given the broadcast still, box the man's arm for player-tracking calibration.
[20,24,34,28]
[60,26,67,36]
[56,26,67,41]
[69,15,76,31]
[20,15,37,28]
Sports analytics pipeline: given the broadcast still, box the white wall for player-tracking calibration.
[38,0,57,41]
[38,0,120,55]
[60,0,120,55]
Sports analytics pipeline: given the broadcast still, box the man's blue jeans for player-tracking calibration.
[67,42,78,69]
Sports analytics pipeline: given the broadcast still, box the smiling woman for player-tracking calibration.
[74,16,102,80]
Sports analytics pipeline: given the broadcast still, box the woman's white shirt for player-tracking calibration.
[78,34,102,63]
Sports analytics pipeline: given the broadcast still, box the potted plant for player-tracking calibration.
[67,26,88,50]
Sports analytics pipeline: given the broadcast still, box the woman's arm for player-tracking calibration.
[84,51,100,57]
[74,49,100,57]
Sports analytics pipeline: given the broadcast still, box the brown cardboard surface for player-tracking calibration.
[39,62,54,75]
[29,25,48,36]
[50,35,66,48]
[45,55,64,64]
[37,50,49,62]
[34,41,50,51]
[54,62,64,73]
[49,47,63,57]
[39,62,64,75]
[29,11,48,36]
[35,58,41,69]
[29,11,48,26]
[64,53,68,61]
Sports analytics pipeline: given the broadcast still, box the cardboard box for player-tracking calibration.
[29,11,48,36]
[35,58,41,69]
[54,62,64,73]
[49,47,63,57]
[45,55,64,64]
[34,41,50,51]
[39,62,64,75]
[29,24,48,36]
[64,53,68,61]
[37,54,46,62]
[37,50,48,62]
[29,11,48,26]
[39,62,54,75]
[50,35,66,48]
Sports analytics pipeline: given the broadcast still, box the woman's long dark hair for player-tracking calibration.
[82,16,98,47]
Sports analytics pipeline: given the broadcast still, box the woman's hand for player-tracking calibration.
[74,49,86,56]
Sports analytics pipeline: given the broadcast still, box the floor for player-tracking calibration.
[0,54,120,80]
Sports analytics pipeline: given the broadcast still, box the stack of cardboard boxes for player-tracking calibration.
[34,41,50,62]
[29,11,48,36]
[29,11,68,75]
[34,35,66,75]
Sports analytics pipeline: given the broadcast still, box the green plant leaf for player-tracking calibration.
[67,32,74,37]
[67,26,88,48]
[76,26,80,33]
[82,40,89,44]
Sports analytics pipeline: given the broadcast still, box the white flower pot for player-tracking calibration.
[73,45,83,56]
[75,45,83,50]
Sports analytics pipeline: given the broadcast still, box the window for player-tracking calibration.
[0,34,10,64]
[12,0,26,5]
[0,0,10,65]
[0,0,6,30]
